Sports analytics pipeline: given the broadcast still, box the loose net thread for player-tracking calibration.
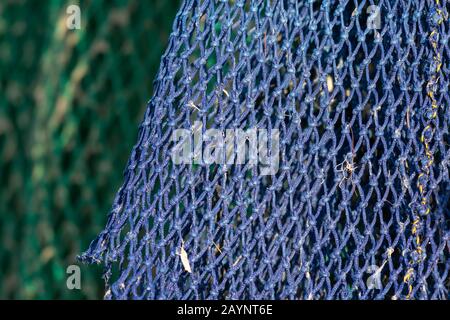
[80,0,450,300]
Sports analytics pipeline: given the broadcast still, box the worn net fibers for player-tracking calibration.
[79,0,450,299]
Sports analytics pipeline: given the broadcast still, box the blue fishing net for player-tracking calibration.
[79,0,450,299]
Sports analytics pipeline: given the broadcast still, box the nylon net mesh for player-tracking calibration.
[0,0,178,299]
[80,0,450,299]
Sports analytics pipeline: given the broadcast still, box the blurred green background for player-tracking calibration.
[0,0,180,299]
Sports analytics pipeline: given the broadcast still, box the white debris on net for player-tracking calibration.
[177,241,192,273]
[366,260,387,290]
[104,289,112,299]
